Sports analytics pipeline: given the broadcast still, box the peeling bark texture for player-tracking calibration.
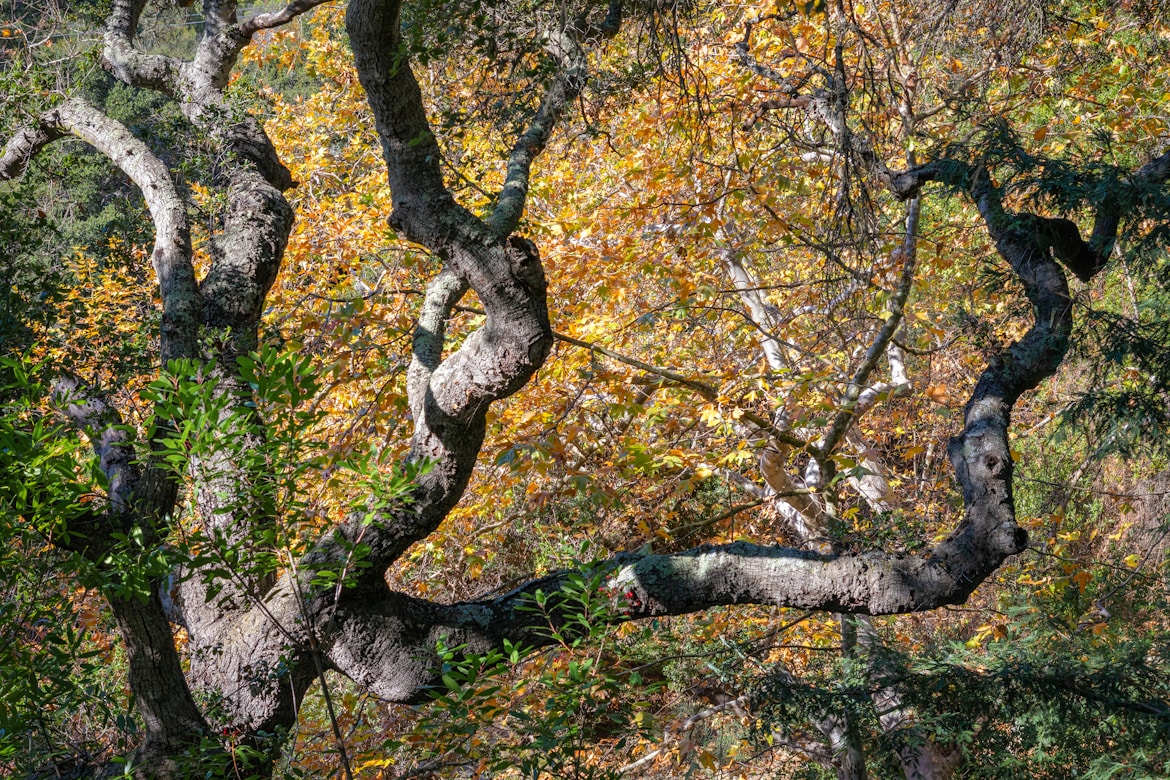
[0,98,199,362]
[199,172,294,348]
[103,0,179,92]
[180,585,316,733]
[0,122,64,180]
[58,99,200,363]
[311,139,1163,707]
[2,0,300,766]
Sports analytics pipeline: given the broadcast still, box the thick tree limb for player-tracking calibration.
[107,591,210,764]
[104,0,180,91]
[337,0,555,584]
[198,172,294,346]
[67,2,299,750]
[887,145,1170,285]
[102,0,298,672]
[4,96,212,757]
[179,0,295,190]
[316,148,1149,709]
[321,528,1016,704]
[3,97,199,362]
[104,0,294,190]
[0,121,64,180]
[0,0,298,763]
[26,100,213,759]
[1040,145,1170,281]
[184,0,246,93]
[55,1,1166,764]
[58,99,200,362]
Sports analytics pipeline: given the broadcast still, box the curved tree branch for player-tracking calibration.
[103,0,180,91]
[238,0,333,36]
[4,98,209,758]
[407,267,471,417]
[26,2,1162,767]
[322,528,1008,705]
[54,98,200,362]
[487,26,588,237]
[320,144,1168,708]
[340,0,554,585]
[2,96,199,364]
[887,145,1170,269]
[0,121,64,180]
[105,590,211,766]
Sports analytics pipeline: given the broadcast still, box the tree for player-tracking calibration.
[2,0,1169,777]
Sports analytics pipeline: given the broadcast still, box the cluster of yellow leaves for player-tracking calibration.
[238,0,1011,641]
[32,241,158,417]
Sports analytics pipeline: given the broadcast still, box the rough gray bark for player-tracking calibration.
[2,97,208,760]
[0,98,198,363]
[3,0,299,765]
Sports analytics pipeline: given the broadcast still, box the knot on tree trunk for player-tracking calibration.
[506,234,546,293]
[995,522,1029,556]
[503,234,553,366]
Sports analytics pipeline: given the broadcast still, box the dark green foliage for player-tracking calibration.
[897,638,1170,779]
[0,182,63,360]
[0,360,138,777]
[1064,306,1170,457]
[750,633,1170,779]
[920,122,1170,462]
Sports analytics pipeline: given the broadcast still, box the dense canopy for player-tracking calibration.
[1,0,1169,777]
